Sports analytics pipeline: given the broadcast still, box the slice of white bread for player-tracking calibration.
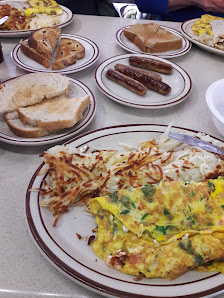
[28,27,61,59]
[18,95,91,132]
[123,23,182,53]
[5,111,48,138]
[51,38,85,70]
[20,40,51,68]
[0,73,70,114]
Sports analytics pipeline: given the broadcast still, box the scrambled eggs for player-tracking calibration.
[191,14,222,36]
[25,0,63,16]
[89,177,224,280]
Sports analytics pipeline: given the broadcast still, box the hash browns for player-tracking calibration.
[0,4,30,31]
[39,136,224,226]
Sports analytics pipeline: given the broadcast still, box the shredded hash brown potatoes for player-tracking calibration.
[35,127,224,280]
[38,127,224,226]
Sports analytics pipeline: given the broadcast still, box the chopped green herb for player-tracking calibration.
[141,213,149,221]
[148,199,153,203]
[164,208,174,220]
[120,196,131,209]
[141,184,156,198]
[190,191,195,197]
[178,240,194,255]
[164,208,170,216]
[109,191,118,203]
[208,181,216,192]
[187,215,196,225]
[207,223,214,226]
[120,210,129,215]
[200,197,204,201]
[131,202,136,209]
[195,254,204,265]
[205,260,213,266]
[147,268,151,272]
[208,181,213,188]
[188,204,191,212]
[221,205,224,209]
[155,225,169,235]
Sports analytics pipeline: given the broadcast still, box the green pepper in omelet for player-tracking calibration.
[88,177,224,280]
[89,199,224,280]
[91,177,224,244]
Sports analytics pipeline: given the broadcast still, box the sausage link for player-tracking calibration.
[105,68,147,96]
[114,64,162,81]
[115,63,171,95]
[129,56,173,74]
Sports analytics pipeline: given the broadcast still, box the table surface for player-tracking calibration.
[1,14,224,298]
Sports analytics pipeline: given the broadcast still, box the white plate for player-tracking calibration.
[116,25,192,58]
[11,34,100,74]
[180,19,224,56]
[0,2,73,37]
[0,76,96,146]
[26,124,224,298]
[95,54,192,109]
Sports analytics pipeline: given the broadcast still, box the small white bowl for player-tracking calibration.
[206,79,224,137]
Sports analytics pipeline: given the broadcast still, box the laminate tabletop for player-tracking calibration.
[1,13,224,298]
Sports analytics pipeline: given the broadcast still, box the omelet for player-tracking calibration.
[25,0,63,16]
[90,177,224,244]
[191,14,223,36]
[89,197,224,280]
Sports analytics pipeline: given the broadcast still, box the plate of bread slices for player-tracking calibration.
[116,23,191,58]
[95,53,192,109]
[0,73,96,145]
[11,27,99,74]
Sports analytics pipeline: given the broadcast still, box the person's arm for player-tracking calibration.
[135,0,169,14]
[168,0,224,13]
[168,0,193,12]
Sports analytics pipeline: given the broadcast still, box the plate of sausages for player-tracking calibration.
[95,54,192,109]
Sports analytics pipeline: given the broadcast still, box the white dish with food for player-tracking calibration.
[95,53,191,109]
[116,24,191,58]
[180,18,224,56]
[0,76,96,146]
[0,1,73,37]
[206,79,224,137]
[26,123,224,298]
[11,34,100,74]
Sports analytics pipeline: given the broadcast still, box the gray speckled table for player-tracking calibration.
[1,14,224,298]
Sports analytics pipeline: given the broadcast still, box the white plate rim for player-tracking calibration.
[26,123,224,298]
[116,24,192,58]
[180,19,224,56]
[0,4,74,37]
[11,34,100,74]
[0,76,96,146]
[94,53,192,109]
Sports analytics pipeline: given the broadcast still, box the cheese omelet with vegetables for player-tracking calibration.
[89,177,224,280]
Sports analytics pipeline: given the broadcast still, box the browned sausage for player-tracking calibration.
[105,68,147,96]
[115,63,171,95]
[114,64,162,81]
[129,56,173,74]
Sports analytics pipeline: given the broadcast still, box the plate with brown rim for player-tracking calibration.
[26,124,224,298]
